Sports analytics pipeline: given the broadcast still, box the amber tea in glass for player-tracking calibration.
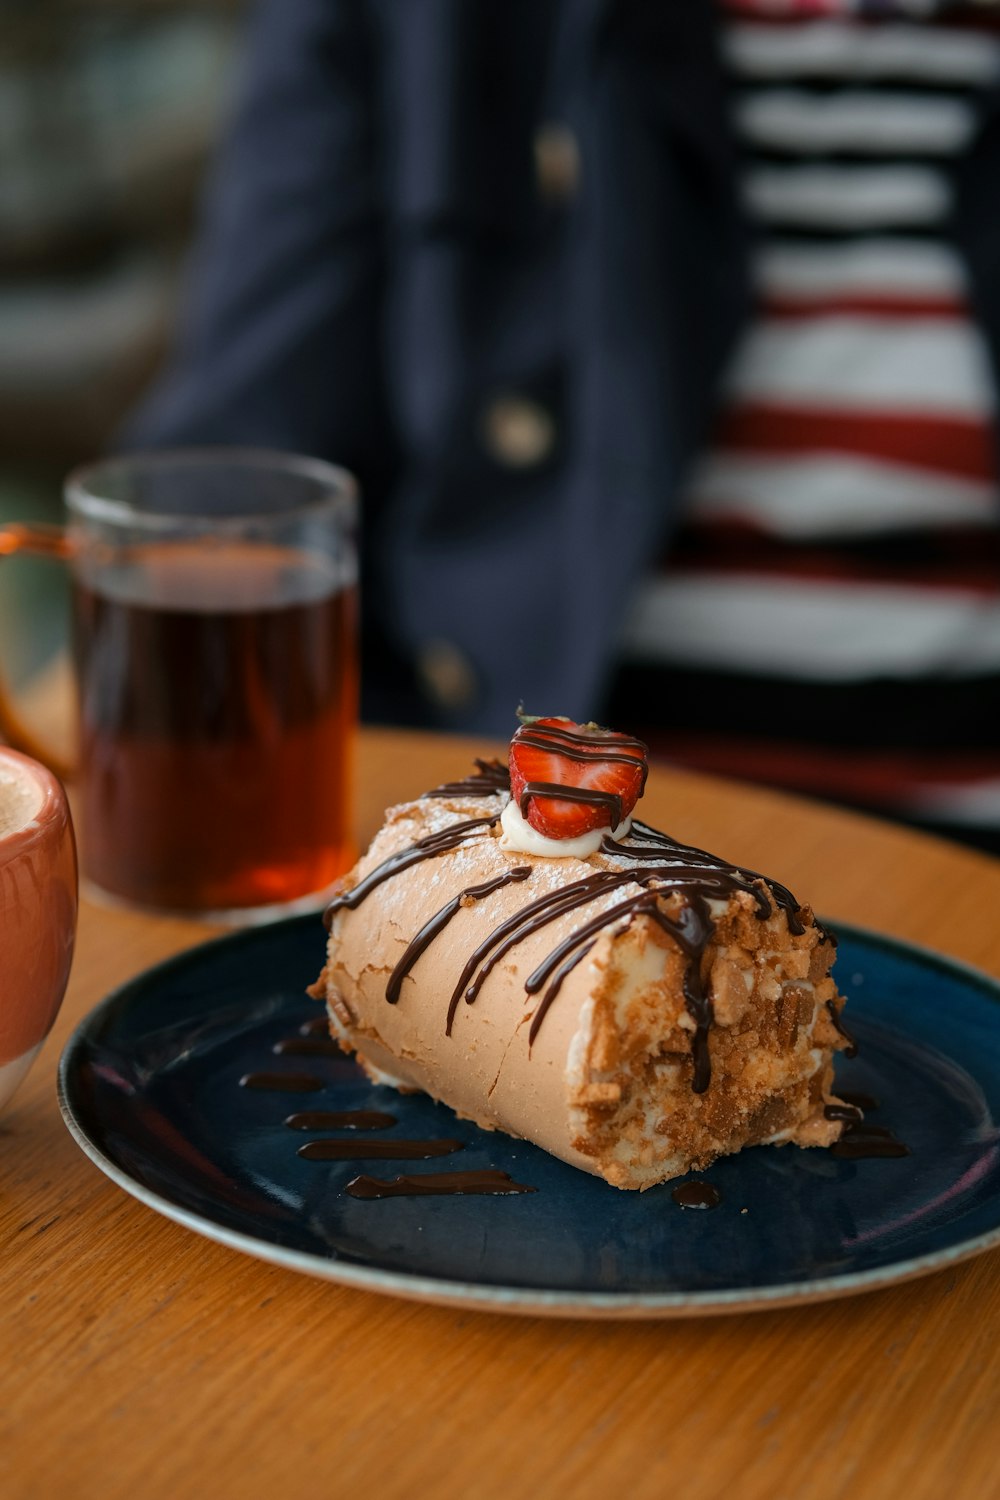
[1,449,358,919]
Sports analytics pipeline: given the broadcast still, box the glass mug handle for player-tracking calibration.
[0,522,77,782]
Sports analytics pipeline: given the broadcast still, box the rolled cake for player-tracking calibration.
[313,723,852,1189]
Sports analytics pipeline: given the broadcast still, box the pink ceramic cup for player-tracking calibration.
[0,747,78,1111]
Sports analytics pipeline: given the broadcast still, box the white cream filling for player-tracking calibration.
[498,796,633,858]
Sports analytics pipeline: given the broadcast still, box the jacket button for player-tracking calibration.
[534,122,581,203]
[480,394,556,469]
[417,638,478,711]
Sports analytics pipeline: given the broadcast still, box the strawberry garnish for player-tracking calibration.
[507,716,648,840]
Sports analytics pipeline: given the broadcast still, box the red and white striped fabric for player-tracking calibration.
[616,0,1000,850]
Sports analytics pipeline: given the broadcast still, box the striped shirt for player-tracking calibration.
[612,0,1000,853]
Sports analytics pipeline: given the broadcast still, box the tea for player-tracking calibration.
[73,541,356,912]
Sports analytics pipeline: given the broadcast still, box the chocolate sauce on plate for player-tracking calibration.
[240,1071,325,1093]
[344,1170,537,1199]
[284,1109,397,1131]
[671,1181,721,1210]
[838,1090,880,1113]
[831,1122,909,1160]
[298,1137,463,1161]
[824,1102,864,1123]
[272,1037,342,1058]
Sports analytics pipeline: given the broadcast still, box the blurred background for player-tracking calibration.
[0,0,249,686]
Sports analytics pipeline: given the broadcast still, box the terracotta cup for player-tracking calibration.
[0,747,78,1112]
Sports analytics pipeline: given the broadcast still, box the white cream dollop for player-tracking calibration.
[498,795,633,858]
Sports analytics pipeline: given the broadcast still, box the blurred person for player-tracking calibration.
[125,0,1000,854]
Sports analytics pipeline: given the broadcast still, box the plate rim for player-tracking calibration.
[56,914,1000,1319]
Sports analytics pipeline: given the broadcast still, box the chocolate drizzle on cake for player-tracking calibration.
[607,822,805,934]
[513,721,648,829]
[513,722,649,789]
[323,815,497,929]
[826,998,859,1058]
[421,759,510,799]
[522,888,715,1082]
[451,871,632,1028]
[520,780,626,829]
[323,762,823,1095]
[387,867,532,1003]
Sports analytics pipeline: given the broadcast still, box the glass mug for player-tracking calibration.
[0,450,358,920]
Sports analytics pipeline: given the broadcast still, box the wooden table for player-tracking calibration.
[3,728,1000,1500]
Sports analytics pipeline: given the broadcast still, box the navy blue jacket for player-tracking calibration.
[126,0,1000,735]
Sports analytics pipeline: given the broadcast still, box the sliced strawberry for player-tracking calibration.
[507,716,648,840]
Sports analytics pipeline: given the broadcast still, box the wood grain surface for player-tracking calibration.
[3,728,1000,1500]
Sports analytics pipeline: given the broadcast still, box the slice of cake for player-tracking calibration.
[312,716,851,1189]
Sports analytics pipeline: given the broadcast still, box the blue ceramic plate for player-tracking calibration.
[58,915,1000,1318]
